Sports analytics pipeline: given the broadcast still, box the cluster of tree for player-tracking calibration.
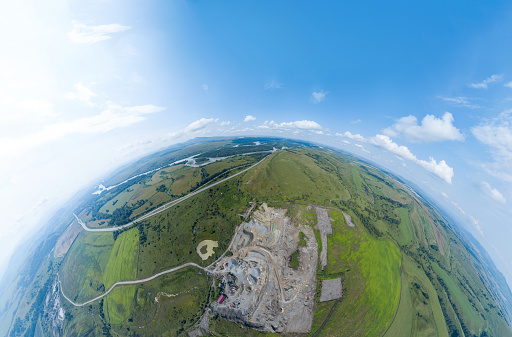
[138,223,148,246]
[197,144,273,159]
[9,278,53,337]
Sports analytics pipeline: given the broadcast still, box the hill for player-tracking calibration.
[1,137,511,337]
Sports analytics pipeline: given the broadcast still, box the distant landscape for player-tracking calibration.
[1,137,511,337]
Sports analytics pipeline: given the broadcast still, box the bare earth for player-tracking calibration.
[209,203,318,333]
[54,222,82,258]
[315,207,333,270]
[319,278,343,302]
[342,211,355,227]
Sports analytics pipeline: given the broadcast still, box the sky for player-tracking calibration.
[1,0,512,287]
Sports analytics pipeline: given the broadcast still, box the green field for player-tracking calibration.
[313,208,401,337]
[60,231,114,303]
[383,272,413,337]
[103,228,139,288]
[7,140,508,337]
[104,267,209,335]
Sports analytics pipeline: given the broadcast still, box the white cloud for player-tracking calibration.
[67,20,131,44]
[202,84,208,91]
[337,131,364,142]
[472,111,512,183]
[0,103,164,157]
[504,81,512,89]
[311,90,328,103]
[351,119,362,124]
[369,134,417,161]
[338,131,454,183]
[363,134,454,183]
[65,82,96,105]
[383,112,464,143]
[472,110,512,160]
[260,120,322,131]
[354,144,370,153]
[220,121,231,126]
[469,74,503,89]
[184,117,217,132]
[437,96,480,109]
[264,80,282,90]
[479,181,506,204]
[244,115,256,122]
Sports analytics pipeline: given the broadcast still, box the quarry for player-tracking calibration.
[208,203,318,333]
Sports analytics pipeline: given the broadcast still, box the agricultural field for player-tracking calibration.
[5,138,512,337]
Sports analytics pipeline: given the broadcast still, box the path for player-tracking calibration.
[58,262,206,307]
[311,299,341,337]
[61,212,247,307]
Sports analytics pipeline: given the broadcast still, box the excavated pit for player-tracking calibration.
[209,203,318,333]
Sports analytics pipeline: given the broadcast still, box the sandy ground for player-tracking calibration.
[54,222,82,258]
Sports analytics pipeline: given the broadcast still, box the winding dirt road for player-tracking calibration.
[58,262,206,307]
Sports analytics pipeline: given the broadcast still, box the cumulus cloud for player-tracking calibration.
[368,134,416,161]
[469,74,503,89]
[472,111,512,160]
[244,115,256,122]
[370,134,454,183]
[504,81,512,89]
[479,181,506,204]
[472,111,512,182]
[65,82,96,105]
[184,118,217,132]
[311,90,328,103]
[437,96,480,109]
[0,103,164,157]
[336,131,364,142]
[354,144,370,153]
[338,132,454,183]
[264,80,282,90]
[220,121,231,126]
[259,120,322,131]
[67,21,131,44]
[383,112,464,143]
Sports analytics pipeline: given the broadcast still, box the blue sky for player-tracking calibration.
[1,0,512,286]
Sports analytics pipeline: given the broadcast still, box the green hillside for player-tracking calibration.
[3,138,511,337]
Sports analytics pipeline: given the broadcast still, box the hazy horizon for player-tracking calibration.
[2,0,512,293]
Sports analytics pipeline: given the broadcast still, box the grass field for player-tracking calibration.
[383,272,412,337]
[104,266,210,336]
[396,207,413,247]
[44,144,512,337]
[60,231,114,303]
[312,208,401,337]
[103,228,139,289]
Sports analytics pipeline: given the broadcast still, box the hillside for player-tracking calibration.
[1,138,511,337]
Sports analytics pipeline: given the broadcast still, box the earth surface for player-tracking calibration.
[1,137,512,337]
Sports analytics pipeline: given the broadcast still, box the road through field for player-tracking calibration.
[74,153,271,232]
[58,262,206,307]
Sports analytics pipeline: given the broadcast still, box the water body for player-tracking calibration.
[92,148,277,195]
[92,154,200,195]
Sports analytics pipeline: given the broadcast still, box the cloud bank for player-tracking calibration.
[336,133,454,183]
[383,112,464,143]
